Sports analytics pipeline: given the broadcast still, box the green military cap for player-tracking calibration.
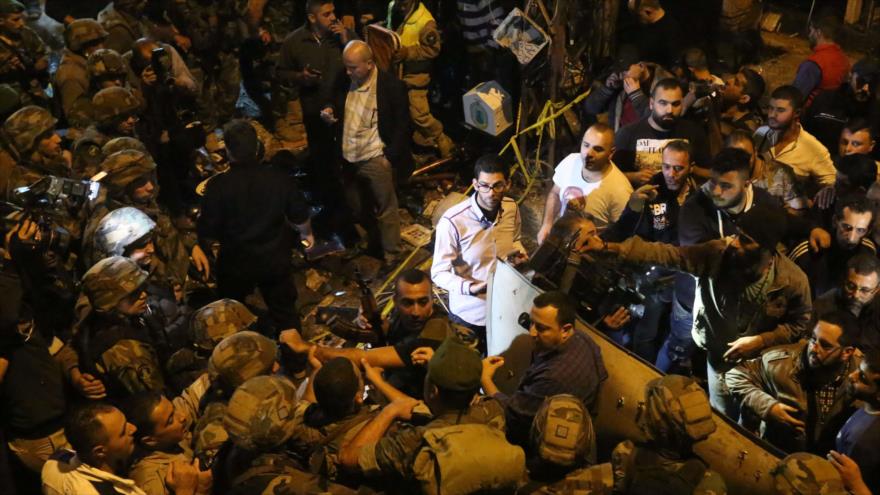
[208,331,278,389]
[81,256,149,312]
[191,299,257,352]
[0,0,24,15]
[427,337,482,391]
[100,149,156,196]
[64,19,108,52]
[642,374,716,444]
[102,136,148,156]
[772,452,846,494]
[224,375,298,451]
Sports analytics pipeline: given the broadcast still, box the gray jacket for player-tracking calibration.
[617,237,812,371]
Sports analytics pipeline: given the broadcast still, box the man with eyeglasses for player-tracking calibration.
[536,123,631,244]
[432,154,526,355]
[727,311,862,455]
[815,254,880,350]
[789,195,876,298]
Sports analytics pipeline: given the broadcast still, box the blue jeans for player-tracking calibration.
[631,286,673,363]
[654,296,697,373]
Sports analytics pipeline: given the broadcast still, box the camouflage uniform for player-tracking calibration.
[213,374,357,495]
[392,1,453,157]
[76,256,166,397]
[611,375,727,494]
[56,19,108,128]
[771,452,846,495]
[0,0,48,107]
[97,0,150,55]
[72,86,143,178]
[192,331,278,466]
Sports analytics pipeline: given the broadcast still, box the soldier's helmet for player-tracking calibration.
[82,256,148,312]
[87,48,126,81]
[93,207,156,261]
[208,331,278,390]
[530,394,594,468]
[102,136,148,156]
[100,149,156,196]
[191,299,257,353]
[92,86,140,127]
[3,105,56,157]
[64,19,108,53]
[641,375,716,445]
[0,83,20,118]
[771,453,846,494]
[0,0,24,15]
[224,375,298,452]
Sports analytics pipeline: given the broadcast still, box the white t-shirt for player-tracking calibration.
[552,153,633,229]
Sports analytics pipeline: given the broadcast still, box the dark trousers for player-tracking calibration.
[450,313,488,357]
[218,268,301,336]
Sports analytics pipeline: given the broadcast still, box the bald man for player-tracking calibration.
[537,123,633,243]
[320,41,412,263]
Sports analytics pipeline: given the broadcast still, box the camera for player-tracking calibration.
[150,46,174,85]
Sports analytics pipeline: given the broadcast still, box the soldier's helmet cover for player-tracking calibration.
[191,299,257,352]
[87,48,126,79]
[208,331,277,389]
[641,374,716,445]
[100,149,156,196]
[93,207,156,261]
[82,256,149,312]
[64,19,108,52]
[771,453,846,495]
[102,136,147,156]
[0,0,24,15]
[91,86,140,126]
[3,105,56,156]
[224,375,298,451]
[530,394,594,468]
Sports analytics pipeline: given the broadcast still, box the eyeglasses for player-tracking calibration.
[845,280,879,296]
[475,181,508,193]
[809,335,841,353]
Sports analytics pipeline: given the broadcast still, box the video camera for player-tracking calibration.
[150,46,174,86]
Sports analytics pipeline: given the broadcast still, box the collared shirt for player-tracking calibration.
[42,450,146,495]
[753,125,836,189]
[343,67,385,163]
[494,331,607,445]
[431,195,525,326]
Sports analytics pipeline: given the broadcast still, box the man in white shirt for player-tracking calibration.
[754,85,836,195]
[42,402,200,495]
[431,154,527,354]
[537,123,633,243]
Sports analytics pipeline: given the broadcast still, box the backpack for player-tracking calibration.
[623,446,709,495]
[531,394,593,467]
[307,407,378,480]
[412,423,526,495]
[229,452,357,495]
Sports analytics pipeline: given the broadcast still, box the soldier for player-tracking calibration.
[56,19,108,128]
[75,256,166,398]
[0,0,48,106]
[518,394,613,494]
[98,0,185,55]
[213,374,358,494]
[87,48,127,92]
[771,452,846,494]
[2,105,71,194]
[390,0,454,158]
[103,135,149,156]
[165,298,257,394]
[611,375,727,494]
[71,86,143,178]
[191,330,278,467]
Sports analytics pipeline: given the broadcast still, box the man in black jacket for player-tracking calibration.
[321,40,411,263]
[198,119,314,334]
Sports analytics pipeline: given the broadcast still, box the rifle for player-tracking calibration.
[355,268,386,346]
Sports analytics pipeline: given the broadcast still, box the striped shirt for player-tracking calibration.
[343,67,385,163]
[456,0,505,49]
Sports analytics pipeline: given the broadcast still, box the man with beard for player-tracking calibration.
[0,0,48,106]
[614,78,710,186]
[790,196,876,297]
[814,254,880,349]
[41,402,201,495]
[793,16,850,111]
[808,59,880,153]
[754,85,836,195]
[584,202,813,418]
[832,348,880,495]
[727,311,862,454]
[432,155,527,355]
[280,269,450,399]
[537,123,632,243]
[718,67,766,136]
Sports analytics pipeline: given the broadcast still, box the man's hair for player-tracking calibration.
[683,47,708,71]
[651,77,683,97]
[223,119,260,164]
[533,291,576,327]
[395,269,431,293]
[633,0,662,9]
[836,154,878,191]
[587,122,614,139]
[64,402,118,458]
[473,154,509,180]
[306,0,334,13]
[313,358,360,419]
[847,252,880,278]
[770,85,804,113]
[710,147,751,177]
[819,310,861,348]
[741,68,766,106]
[844,117,875,138]
[662,139,691,157]
[811,15,840,41]
[725,129,755,149]
[119,391,164,442]
[835,194,874,221]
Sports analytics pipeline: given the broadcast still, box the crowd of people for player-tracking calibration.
[1,0,880,493]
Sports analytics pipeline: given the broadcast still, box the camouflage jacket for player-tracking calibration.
[216,448,358,495]
[611,440,727,494]
[517,463,614,495]
[55,49,92,127]
[0,27,47,98]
